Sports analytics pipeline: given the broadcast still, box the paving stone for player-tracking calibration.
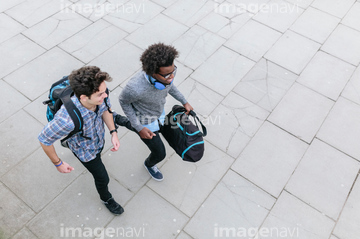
[0,110,44,177]
[253,0,304,33]
[342,66,360,105]
[290,7,340,43]
[233,58,297,112]
[191,46,255,96]
[176,231,193,239]
[5,0,72,27]
[0,0,26,12]
[165,78,224,118]
[102,0,163,33]
[259,191,334,239]
[0,182,35,239]
[185,170,276,239]
[28,171,132,239]
[59,19,127,63]
[147,142,234,217]
[311,0,356,18]
[297,51,355,100]
[333,176,360,239]
[0,35,45,79]
[322,24,360,66]
[226,0,271,15]
[151,0,178,8]
[0,13,26,44]
[285,0,314,8]
[88,40,142,90]
[163,0,214,27]
[105,186,188,239]
[218,12,251,39]
[317,97,360,161]
[125,13,189,50]
[173,25,225,70]
[225,20,282,61]
[232,121,308,197]
[268,83,334,143]
[197,11,232,34]
[1,144,84,213]
[206,92,269,158]
[23,91,49,126]
[286,139,360,220]
[12,227,38,239]
[102,132,174,193]
[69,0,110,21]
[4,47,83,101]
[23,11,91,50]
[265,30,320,74]
[0,80,30,124]
[342,2,360,31]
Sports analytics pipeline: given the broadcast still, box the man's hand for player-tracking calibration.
[139,127,156,139]
[111,133,120,152]
[183,102,193,115]
[56,161,74,173]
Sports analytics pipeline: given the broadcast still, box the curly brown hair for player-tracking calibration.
[140,43,179,75]
[68,66,112,99]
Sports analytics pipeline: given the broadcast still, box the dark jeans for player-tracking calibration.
[122,120,166,167]
[75,151,112,202]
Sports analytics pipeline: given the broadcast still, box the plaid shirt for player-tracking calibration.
[38,96,111,162]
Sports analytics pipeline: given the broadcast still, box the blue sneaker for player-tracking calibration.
[144,162,163,181]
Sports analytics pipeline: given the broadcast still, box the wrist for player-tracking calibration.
[54,160,63,167]
[110,129,117,135]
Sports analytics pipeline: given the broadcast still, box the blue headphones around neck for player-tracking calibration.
[147,75,172,90]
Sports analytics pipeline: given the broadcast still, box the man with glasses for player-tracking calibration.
[114,43,193,181]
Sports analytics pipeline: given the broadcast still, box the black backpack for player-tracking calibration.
[161,105,207,162]
[43,76,110,147]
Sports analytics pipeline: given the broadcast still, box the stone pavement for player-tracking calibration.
[1,0,360,238]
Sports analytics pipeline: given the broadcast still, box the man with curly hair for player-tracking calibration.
[115,43,193,181]
[38,66,124,215]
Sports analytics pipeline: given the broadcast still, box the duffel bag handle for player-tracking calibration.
[189,110,207,137]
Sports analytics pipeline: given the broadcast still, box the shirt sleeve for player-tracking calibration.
[169,84,187,105]
[38,108,75,146]
[119,84,144,132]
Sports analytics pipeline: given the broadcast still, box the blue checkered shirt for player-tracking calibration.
[38,96,111,162]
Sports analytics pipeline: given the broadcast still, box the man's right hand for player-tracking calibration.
[139,127,156,139]
[57,161,74,173]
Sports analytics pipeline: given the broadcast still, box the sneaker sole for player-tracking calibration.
[143,164,164,182]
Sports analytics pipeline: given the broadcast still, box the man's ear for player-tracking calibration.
[79,94,88,102]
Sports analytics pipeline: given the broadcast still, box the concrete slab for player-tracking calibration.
[225,20,282,61]
[147,142,234,217]
[174,25,225,70]
[333,176,360,239]
[259,191,334,239]
[342,66,360,105]
[268,83,334,143]
[0,110,44,177]
[0,13,26,44]
[4,47,84,101]
[311,0,356,18]
[12,227,38,239]
[297,51,355,100]
[184,170,276,239]
[233,58,298,111]
[290,7,340,43]
[191,46,255,96]
[317,97,360,161]
[322,24,360,66]
[206,92,269,158]
[342,2,360,31]
[232,121,308,197]
[265,30,320,74]
[286,139,360,220]
[104,186,189,239]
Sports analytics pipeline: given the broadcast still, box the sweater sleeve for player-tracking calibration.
[119,85,144,132]
[169,84,187,105]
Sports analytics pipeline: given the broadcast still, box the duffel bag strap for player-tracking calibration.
[189,110,207,137]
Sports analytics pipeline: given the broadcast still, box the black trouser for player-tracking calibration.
[75,151,112,202]
[123,121,166,168]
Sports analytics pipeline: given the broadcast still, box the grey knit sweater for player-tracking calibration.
[119,71,187,132]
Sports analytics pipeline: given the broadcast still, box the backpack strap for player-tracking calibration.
[104,88,113,114]
[59,87,91,144]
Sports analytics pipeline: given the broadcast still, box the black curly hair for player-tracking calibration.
[140,43,179,75]
[68,66,112,99]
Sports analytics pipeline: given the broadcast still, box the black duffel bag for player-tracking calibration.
[161,105,207,162]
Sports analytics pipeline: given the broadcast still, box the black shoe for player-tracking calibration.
[113,112,129,127]
[103,198,124,215]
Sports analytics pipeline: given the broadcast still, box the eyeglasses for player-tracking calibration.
[158,65,177,79]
